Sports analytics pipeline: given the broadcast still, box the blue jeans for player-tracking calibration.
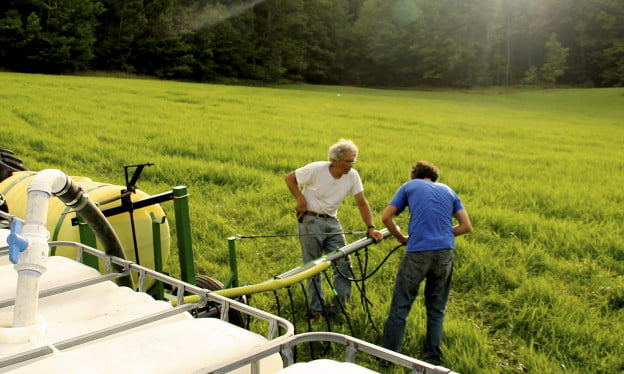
[382,249,453,361]
[298,214,352,314]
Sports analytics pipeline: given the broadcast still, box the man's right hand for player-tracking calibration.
[396,235,408,244]
[297,210,306,222]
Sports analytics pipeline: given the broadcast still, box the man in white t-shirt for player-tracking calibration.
[285,139,383,319]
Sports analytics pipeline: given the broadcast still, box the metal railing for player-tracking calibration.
[195,331,458,374]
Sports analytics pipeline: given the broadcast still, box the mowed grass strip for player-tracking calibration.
[1,72,623,373]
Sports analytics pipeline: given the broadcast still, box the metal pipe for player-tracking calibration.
[276,227,393,279]
[213,228,393,299]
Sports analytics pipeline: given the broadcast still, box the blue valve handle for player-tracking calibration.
[7,220,28,264]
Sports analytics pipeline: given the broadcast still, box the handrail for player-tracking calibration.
[195,331,459,374]
[63,240,295,339]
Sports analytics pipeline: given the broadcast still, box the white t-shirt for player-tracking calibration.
[295,161,364,217]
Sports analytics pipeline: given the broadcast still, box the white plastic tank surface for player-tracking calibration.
[0,256,283,373]
[0,229,9,266]
[277,359,379,373]
[0,313,46,344]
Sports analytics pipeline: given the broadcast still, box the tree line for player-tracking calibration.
[1,0,622,87]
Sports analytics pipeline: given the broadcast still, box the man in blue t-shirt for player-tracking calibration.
[381,161,472,365]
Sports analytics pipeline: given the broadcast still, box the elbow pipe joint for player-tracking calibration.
[27,169,70,197]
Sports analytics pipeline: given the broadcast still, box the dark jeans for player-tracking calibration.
[382,249,453,361]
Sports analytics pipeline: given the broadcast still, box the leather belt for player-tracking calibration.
[305,211,334,219]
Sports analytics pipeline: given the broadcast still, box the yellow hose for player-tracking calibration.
[174,229,390,305]
[172,261,331,305]
[214,261,330,298]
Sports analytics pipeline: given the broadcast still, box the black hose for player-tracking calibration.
[336,243,405,282]
[54,176,134,288]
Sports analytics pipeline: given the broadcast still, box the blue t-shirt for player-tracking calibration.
[388,179,464,252]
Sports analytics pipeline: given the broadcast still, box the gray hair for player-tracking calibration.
[328,139,358,161]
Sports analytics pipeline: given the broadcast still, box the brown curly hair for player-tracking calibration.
[410,161,439,181]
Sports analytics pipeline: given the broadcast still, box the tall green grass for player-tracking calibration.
[1,72,622,373]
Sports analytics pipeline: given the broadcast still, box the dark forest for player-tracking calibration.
[1,0,622,87]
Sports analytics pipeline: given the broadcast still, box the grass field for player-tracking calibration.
[1,72,623,373]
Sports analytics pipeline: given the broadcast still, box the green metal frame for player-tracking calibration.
[149,213,166,300]
[172,186,195,286]
[77,216,100,270]
[225,237,239,289]
[73,185,196,294]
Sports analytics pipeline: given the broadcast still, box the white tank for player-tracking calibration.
[276,359,379,373]
[0,256,283,373]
